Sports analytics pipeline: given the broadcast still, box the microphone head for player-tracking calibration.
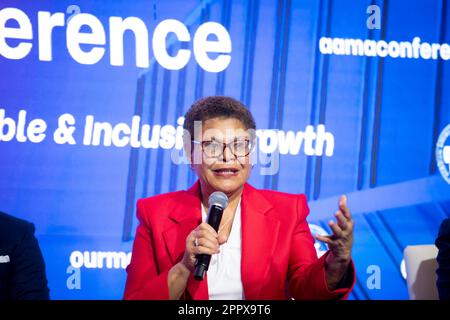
[208,191,229,209]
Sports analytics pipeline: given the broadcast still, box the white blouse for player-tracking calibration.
[201,199,244,300]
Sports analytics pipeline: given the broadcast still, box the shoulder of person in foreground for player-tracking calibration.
[0,211,50,300]
[436,218,450,242]
[436,218,450,299]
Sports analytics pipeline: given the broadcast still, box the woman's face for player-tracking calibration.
[190,117,252,197]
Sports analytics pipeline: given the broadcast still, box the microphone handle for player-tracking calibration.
[206,204,224,231]
[194,204,224,280]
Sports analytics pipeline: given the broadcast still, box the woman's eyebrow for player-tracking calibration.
[203,136,249,142]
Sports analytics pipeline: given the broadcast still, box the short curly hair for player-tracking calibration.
[183,96,256,142]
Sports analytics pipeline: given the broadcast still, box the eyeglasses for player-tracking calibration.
[192,139,253,158]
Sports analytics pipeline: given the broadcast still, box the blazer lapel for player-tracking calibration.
[162,181,209,300]
[240,183,280,299]
[161,181,280,300]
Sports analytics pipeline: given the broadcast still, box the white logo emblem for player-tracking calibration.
[436,124,450,184]
[0,255,10,263]
[308,224,329,258]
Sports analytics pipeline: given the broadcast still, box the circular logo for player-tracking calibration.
[436,124,450,184]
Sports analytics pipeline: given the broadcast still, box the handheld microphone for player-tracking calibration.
[194,191,229,281]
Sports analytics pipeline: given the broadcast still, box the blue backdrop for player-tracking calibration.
[1,0,450,299]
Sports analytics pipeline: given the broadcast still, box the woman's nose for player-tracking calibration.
[221,145,234,162]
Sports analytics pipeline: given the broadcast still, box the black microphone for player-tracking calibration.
[194,191,229,281]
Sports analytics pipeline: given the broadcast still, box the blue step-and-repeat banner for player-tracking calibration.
[1,0,450,299]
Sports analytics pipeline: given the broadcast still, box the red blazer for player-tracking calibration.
[123,181,355,300]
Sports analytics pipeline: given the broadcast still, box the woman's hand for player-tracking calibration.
[181,222,227,272]
[315,195,354,289]
[168,222,228,299]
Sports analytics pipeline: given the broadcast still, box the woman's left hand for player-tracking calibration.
[315,195,354,263]
[315,195,354,288]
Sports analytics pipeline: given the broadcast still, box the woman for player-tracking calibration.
[124,96,355,300]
